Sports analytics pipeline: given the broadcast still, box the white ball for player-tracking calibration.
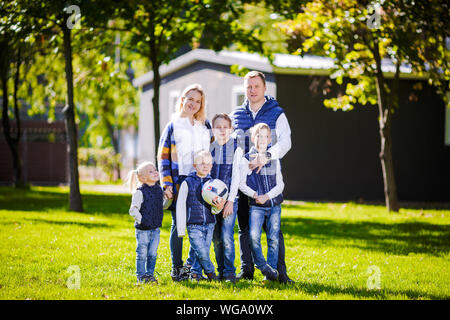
[202,179,228,214]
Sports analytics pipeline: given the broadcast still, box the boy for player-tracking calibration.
[210,113,243,283]
[176,150,220,281]
[239,123,284,281]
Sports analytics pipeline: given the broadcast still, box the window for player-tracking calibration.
[445,91,450,146]
[169,90,180,116]
[232,85,245,108]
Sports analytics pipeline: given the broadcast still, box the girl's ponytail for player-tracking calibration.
[126,169,139,193]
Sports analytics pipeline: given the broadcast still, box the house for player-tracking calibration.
[133,49,450,202]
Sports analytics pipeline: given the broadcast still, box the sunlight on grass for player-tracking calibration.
[0,186,449,300]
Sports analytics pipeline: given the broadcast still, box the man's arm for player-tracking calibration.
[267,113,292,160]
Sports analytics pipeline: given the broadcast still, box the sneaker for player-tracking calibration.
[143,274,158,284]
[278,273,295,284]
[178,265,191,281]
[206,272,219,281]
[236,269,254,281]
[261,265,279,281]
[223,274,237,283]
[171,266,180,281]
[190,273,202,282]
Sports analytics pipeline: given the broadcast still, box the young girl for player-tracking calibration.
[127,161,168,284]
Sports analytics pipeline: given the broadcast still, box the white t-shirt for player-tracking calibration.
[171,115,211,176]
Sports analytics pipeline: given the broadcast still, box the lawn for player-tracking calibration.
[0,185,449,300]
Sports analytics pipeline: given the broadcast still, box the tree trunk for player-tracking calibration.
[149,29,161,159]
[63,25,83,212]
[373,39,400,212]
[0,39,25,188]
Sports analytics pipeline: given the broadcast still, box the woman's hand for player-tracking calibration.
[164,186,173,199]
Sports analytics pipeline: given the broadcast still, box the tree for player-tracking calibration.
[117,0,261,156]
[277,0,449,211]
[10,0,118,211]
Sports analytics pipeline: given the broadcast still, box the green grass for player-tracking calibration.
[0,186,449,300]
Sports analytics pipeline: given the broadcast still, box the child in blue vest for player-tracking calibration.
[127,161,169,284]
[210,113,243,283]
[239,123,284,281]
[176,150,220,281]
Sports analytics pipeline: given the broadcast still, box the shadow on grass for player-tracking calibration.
[296,280,447,300]
[0,187,130,215]
[19,217,114,229]
[282,217,450,256]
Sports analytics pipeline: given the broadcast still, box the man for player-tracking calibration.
[231,71,293,283]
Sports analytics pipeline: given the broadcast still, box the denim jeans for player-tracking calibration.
[169,175,189,269]
[249,205,281,271]
[187,223,216,275]
[236,191,254,273]
[213,201,238,277]
[135,228,160,278]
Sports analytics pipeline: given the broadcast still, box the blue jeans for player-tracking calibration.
[188,223,216,275]
[135,228,160,278]
[213,201,238,277]
[249,205,281,271]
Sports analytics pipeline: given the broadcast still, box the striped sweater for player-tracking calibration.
[157,117,212,207]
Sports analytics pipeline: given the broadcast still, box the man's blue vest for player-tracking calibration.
[135,184,164,230]
[210,137,238,200]
[232,95,284,153]
[185,172,215,225]
[244,147,283,208]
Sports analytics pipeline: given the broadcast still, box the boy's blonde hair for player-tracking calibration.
[193,150,213,165]
[250,122,271,141]
[176,84,207,124]
[211,113,232,127]
[125,161,156,193]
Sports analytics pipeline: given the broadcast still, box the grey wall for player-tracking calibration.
[277,74,450,201]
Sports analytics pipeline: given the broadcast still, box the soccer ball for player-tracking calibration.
[202,179,229,214]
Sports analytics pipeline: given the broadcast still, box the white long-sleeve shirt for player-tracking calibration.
[227,146,243,202]
[238,156,284,201]
[249,98,292,160]
[129,186,171,224]
[175,180,189,237]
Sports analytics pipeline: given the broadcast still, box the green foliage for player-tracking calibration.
[276,0,449,111]
[79,147,122,180]
[230,64,250,78]
[0,186,449,299]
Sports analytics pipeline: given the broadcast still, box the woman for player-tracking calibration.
[157,83,212,281]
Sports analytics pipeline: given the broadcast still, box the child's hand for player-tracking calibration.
[222,201,234,218]
[255,194,270,205]
[212,196,226,211]
[164,186,173,199]
[249,153,269,174]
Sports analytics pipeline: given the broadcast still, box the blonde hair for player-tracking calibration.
[176,84,207,123]
[250,123,271,141]
[125,161,156,193]
[193,150,212,165]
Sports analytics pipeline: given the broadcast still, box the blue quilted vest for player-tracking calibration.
[135,184,164,230]
[185,172,215,225]
[210,137,238,201]
[232,96,284,153]
[244,147,283,208]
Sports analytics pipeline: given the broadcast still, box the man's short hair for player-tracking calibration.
[244,71,266,86]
